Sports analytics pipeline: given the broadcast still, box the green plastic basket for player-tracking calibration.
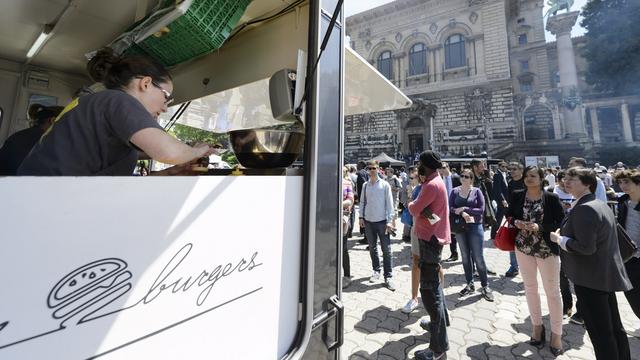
[136,0,252,66]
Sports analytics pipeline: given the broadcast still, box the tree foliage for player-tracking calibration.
[581,0,640,96]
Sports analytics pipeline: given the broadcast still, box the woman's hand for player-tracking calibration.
[461,212,472,222]
[454,207,465,215]
[193,143,214,158]
[514,219,527,230]
[550,229,561,244]
[150,161,199,176]
[526,222,539,232]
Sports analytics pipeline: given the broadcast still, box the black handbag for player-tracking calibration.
[617,223,638,263]
[450,213,466,233]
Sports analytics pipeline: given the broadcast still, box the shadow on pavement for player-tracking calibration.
[349,332,429,360]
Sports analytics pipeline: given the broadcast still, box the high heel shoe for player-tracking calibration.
[528,325,546,349]
[550,332,564,356]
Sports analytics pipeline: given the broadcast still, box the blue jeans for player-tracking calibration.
[419,238,449,353]
[509,251,519,271]
[364,220,393,278]
[456,223,488,287]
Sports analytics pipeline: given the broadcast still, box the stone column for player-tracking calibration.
[621,102,634,142]
[428,44,441,83]
[547,11,585,138]
[589,107,601,143]
[552,110,562,140]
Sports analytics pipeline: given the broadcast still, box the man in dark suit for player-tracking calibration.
[551,167,631,359]
[491,161,510,240]
[356,160,369,244]
[439,162,460,262]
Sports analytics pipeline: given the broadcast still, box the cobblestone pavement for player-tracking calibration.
[342,219,640,360]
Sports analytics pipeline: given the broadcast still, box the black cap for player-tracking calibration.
[418,150,442,170]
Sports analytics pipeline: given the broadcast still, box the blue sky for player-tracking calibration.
[344,0,587,41]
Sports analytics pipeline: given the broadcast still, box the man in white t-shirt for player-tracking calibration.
[545,168,556,189]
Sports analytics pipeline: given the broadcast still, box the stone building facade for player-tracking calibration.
[345,0,640,165]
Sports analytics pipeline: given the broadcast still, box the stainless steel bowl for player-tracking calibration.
[228,129,305,168]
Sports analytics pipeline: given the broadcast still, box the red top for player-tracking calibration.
[408,171,451,245]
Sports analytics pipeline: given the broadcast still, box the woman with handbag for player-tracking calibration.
[550,167,631,360]
[449,168,494,301]
[506,166,565,355]
[615,169,640,319]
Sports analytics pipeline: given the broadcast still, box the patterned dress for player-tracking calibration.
[515,197,554,258]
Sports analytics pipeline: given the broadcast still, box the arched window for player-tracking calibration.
[409,43,427,76]
[377,51,393,80]
[444,34,466,69]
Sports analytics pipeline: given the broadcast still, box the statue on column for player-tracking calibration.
[545,0,574,17]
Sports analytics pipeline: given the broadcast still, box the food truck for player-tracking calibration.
[0,0,411,359]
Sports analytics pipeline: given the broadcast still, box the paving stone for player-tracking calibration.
[449,318,471,333]
[468,318,495,333]
[355,318,380,334]
[511,342,539,358]
[366,332,392,346]
[345,314,361,332]
[347,330,369,346]
[485,344,516,359]
[378,341,409,359]
[489,329,516,346]
[461,342,488,360]
[357,338,383,356]
[378,317,403,332]
[347,352,370,360]
[474,308,497,321]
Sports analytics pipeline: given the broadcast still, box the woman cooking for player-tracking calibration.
[18,55,213,176]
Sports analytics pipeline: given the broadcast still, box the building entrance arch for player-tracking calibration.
[403,117,428,154]
[524,104,554,140]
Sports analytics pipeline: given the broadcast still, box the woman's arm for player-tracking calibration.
[449,188,458,214]
[131,128,212,165]
[539,193,564,232]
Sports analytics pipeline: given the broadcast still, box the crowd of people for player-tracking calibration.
[342,152,640,360]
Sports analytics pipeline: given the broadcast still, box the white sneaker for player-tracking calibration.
[402,298,419,314]
[370,271,380,283]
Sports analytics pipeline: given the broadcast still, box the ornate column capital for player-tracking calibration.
[546,11,579,36]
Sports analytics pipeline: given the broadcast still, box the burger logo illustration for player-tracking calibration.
[47,258,132,326]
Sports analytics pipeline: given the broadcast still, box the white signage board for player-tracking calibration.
[525,155,560,168]
[0,176,302,359]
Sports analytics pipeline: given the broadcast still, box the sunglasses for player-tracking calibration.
[409,177,416,180]
[368,167,378,170]
[460,175,472,179]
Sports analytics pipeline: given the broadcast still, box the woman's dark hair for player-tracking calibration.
[95,50,172,89]
[614,169,640,185]
[556,170,565,182]
[524,166,545,189]
[566,167,597,193]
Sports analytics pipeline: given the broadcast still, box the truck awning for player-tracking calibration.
[344,46,412,116]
